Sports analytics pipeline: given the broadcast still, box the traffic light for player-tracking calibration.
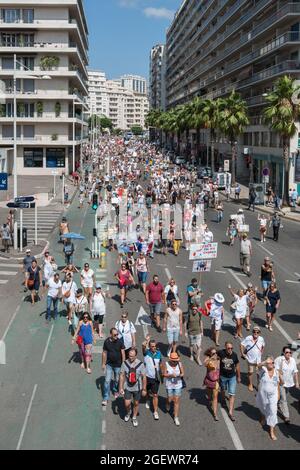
[92,193,98,210]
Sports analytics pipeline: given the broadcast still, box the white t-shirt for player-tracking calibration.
[115,320,136,350]
[234,294,249,319]
[275,356,298,388]
[81,269,94,288]
[92,292,106,316]
[74,295,88,315]
[43,262,54,282]
[241,335,265,364]
[203,231,213,243]
[47,278,62,298]
[62,280,77,304]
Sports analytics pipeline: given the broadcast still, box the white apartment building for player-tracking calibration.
[88,71,149,131]
[166,0,300,194]
[0,0,89,176]
[121,74,147,95]
[149,44,166,110]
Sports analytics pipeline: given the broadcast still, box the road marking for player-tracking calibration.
[176,266,188,269]
[0,280,8,285]
[228,269,247,289]
[102,420,106,434]
[220,408,244,451]
[285,280,300,284]
[223,310,236,328]
[157,264,167,267]
[255,243,274,257]
[273,320,294,345]
[236,273,247,277]
[0,263,20,268]
[0,270,18,276]
[16,384,38,450]
[292,350,300,365]
[215,270,226,274]
[295,273,300,278]
[165,268,172,279]
[101,444,106,450]
[41,325,54,364]
[1,299,24,342]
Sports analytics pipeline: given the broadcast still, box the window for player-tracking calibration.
[24,148,43,167]
[23,79,34,93]
[22,9,34,24]
[2,9,21,23]
[254,132,260,146]
[261,132,268,147]
[2,125,21,138]
[2,57,14,69]
[23,125,34,138]
[46,148,65,168]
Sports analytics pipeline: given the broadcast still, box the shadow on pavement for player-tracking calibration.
[280,314,300,324]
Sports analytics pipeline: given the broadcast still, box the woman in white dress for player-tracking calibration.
[256,356,283,441]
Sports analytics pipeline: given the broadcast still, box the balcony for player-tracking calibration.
[238,60,300,89]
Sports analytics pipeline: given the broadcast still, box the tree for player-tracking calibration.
[131,125,143,135]
[189,97,205,160]
[200,99,221,173]
[263,75,300,206]
[218,91,249,185]
[99,116,113,131]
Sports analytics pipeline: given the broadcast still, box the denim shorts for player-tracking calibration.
[220,376,237,396]
[262,280,271,291]
[166,388,182,397]
[150,303,161,317]
[138,271,148,284]
[167,328,180,344]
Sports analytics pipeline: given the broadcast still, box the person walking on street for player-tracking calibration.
[187,305,203,365]
[63,239,75,265]
[261,257,275,296]
[115,263,135,308]
[219,342,241,422]
[26,259,42,305]
[115,312,136,358]
[45,273,62,323]
[72,312,95,374]
[271,212,281,242]
[164,278,180,307]
[136,253,149,294]
[119,348,147,427]
[92,283,110,338]
[62,273,77,328]
[163,300,183,356]
[264,282,281,332]
[240,233,252,276]
[74,288,89,331]
[0,223,11,253]
[204,347,220,421]
[162,352,185,426]
[275,346,299,425]
[80,263,95,310]
[209,293,225,347]
[142,336,162,420]
[23,249,36,286]
[256,357,283,441]
[102,328,125,406]
[258,214,269,243]
[240,327,265,392]
[248,187,257,212]
[146,275,165,332]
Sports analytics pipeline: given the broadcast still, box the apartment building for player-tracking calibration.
[166,0,300,193]
[88,71,149,131]
[149,44,166,110]
[121,74,147,95]
[0,0,89,176]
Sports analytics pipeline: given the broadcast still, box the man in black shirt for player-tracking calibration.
[218,342,241,422]
[102,328,125,406]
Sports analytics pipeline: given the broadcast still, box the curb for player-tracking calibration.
[0,240,50,261]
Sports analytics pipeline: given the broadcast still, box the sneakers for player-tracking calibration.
[132,417,138,427]
[153,412,159,421]
[190,355,194,361]
[266,324,269,329]
[145,401,150,409]
[124,414,131,422]
[174,417,180,426]
[102,400,108,407]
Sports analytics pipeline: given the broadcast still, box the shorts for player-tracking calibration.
[262,280,271,291]
[211,318,222,331]
[240,254,250,267]
[189,334,202,347]
[247,362,259,374]
[150,303,161,317]
[161,239,168,247]
[138,271,148,284]
[82,283,93,289]
[166,388,182,398]
[220,376,237,396]
[119,283,129,290]
[167,328,180,344]
[235,312,246,320]
[124,389,141,401]
[94,314,104,324]
[146,378,160,395]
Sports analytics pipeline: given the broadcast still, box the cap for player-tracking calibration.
[253,326,261,332]
[95,283,102,289]
[214,293,225,304]
[169,352,180,362]
[26,249,31,253]
[238,209,244,213]
[264,256,270,261]
[247,283,253,288]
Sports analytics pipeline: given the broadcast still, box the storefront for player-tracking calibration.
[253,153,284,196]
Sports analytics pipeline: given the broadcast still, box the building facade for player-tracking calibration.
[0,0,89,176]
[149,44,166,110]
[88,71,149,131]
[166,0,300,193]
[121,74,147,95]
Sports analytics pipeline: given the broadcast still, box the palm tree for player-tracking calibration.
[218,91,249,185]
[146,109,163,142]
[190,97,205,161]
[201,99,220,173]
[263,75,300,205]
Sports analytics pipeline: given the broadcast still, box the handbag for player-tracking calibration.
[76,335,83,346]
[64,281,73,299]
[27,279,35,288]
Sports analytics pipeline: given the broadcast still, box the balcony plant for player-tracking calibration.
[36,101,43,117]
[17,103,25,117]
[55,102,61,117]
[52,133,58,141]
[0,105,6,117]
[40,56,59,71]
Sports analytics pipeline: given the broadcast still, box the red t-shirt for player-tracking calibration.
[146,282,164,304]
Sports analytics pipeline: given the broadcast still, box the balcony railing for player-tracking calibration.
[238,60,300,88]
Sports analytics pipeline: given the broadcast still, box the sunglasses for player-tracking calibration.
[121,316,127,319]
[227,347,233,350]
[83,316,89,319]
[266,362,274,365]
[285,351,291,354]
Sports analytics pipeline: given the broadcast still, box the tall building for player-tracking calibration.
[121,74,147,95]
[149,44,166,110]
[88,71,149,131]
[0,0,89,176]
[166,0,300,192]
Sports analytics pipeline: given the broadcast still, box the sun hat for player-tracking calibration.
[26,248,31,253]
[169,352,180,362]
[238,209,244,213]
[214,293,225,304]
[253,326,261,332]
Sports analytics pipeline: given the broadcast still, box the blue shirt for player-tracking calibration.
[144,349,162,379]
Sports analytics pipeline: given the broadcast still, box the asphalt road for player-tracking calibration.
[0,187,299,450]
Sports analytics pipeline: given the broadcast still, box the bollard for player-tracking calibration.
[99,252,107,269]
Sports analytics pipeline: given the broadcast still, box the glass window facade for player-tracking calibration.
[24,148,43,167]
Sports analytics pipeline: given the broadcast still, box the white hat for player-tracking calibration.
[214,293,225,304]
[238,209,244,213]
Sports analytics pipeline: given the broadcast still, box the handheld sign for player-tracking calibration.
[189,243,218,260]
[238,224,249,233]
[193,260,212,273]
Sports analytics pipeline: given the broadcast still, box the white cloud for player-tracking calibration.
[119,0,139,7]
[143,7,175,20]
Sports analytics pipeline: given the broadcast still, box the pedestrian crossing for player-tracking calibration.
[17,208,64,243]
[0,259,20,285]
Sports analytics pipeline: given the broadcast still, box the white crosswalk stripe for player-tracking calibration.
[0,258,21,285]
[17,208,64,243]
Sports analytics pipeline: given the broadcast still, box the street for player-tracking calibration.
[0,149,299,451]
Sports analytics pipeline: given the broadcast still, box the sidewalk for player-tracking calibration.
[227,183,300,223]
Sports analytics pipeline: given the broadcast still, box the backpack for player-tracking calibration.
[124,360,143,387]
[64,243,74,255]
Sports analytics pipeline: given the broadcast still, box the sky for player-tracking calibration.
[84,0,182,80]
